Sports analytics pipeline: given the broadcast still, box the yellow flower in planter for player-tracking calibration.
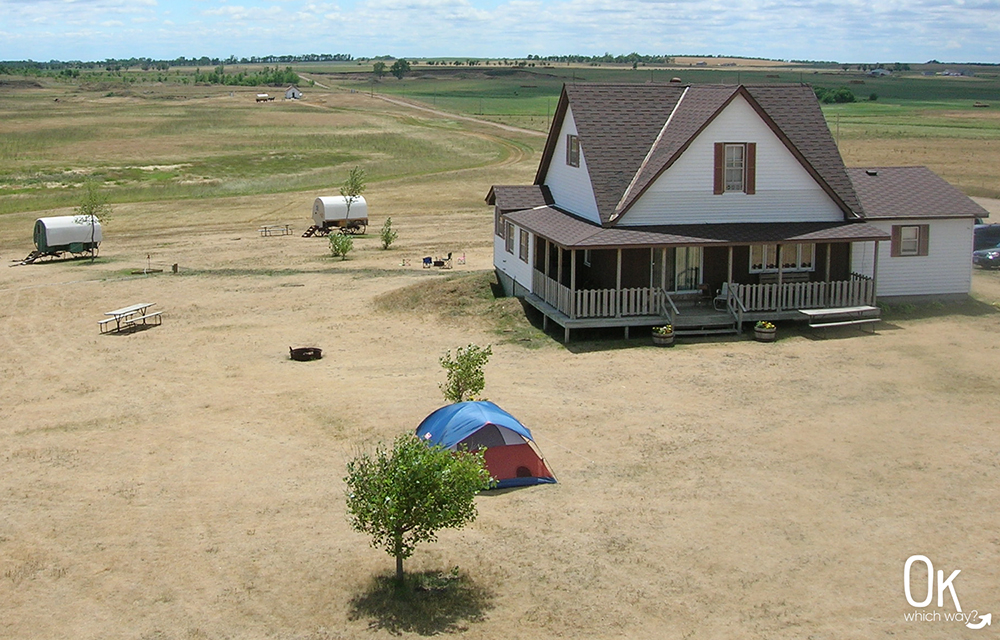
[755,321,775,331]
[653,325,673,335]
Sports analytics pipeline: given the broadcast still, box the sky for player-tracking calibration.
[1,0,998,64]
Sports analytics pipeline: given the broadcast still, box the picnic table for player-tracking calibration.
[258,224,292,237]
[99,302,161,333]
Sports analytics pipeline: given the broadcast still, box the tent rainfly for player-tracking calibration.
[416,401,556,489]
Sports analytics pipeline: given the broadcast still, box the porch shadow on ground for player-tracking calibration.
[879,296,999,321]
[348,570,494,635]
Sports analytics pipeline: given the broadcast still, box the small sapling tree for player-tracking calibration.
[329,232,353,260]
[379,217,397,250]
[74,180,112,262]
[340,166,366,219]
[345,434,492,582]
[439,344,492,403]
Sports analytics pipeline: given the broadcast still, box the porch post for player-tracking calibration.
[542,238,550,332]
[871,240,880,305]
[660,248,667,293]
[616,248,623,318]
[776,244,784,312]
[727,246,733,284]
[557,246,564,288]
[825,243,832,282]
[570,250,577,319]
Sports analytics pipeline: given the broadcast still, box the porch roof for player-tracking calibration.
[505,206,891,249]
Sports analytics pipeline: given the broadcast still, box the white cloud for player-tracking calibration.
[0,0,998,62]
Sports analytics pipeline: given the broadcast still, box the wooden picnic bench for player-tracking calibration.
[798,305,880,334]
[258,224,292,237]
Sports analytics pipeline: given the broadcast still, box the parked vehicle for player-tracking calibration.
[974,224,1000,251]
[973,242,1000,269]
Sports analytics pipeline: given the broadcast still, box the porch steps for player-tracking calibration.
[671,307,740,337]
[673,324,739,336]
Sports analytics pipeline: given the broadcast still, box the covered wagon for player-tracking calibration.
[32,215,102,258]
[309,196,368,235]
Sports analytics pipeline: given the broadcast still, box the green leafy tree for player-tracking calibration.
[439,344,492,403]
[373,61,387,79]
[340,166,366,218]
[390,59,411,80]
[74,180,112,262]
[345,434,492,582]
[329,232,353,260]
[379,217,398,250]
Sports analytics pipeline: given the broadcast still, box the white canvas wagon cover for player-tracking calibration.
[312,196,368,226]
[34,216,102,250]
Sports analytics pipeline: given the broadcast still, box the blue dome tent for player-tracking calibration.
[416,401,556,489]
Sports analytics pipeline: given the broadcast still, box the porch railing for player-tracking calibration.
[531,270,875,319]
[532,270,665,319]
[731,273,875,312]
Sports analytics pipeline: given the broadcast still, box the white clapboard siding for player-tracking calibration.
[494,226,533,293]
[619,94,845,226]
[852,218,973,297]
[540,105,602,224]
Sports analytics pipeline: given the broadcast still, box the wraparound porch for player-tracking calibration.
[528,268,877,342]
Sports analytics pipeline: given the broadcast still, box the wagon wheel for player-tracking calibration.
[353,224,367,235]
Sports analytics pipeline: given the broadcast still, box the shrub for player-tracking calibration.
[329,232,353,260]
[439,344,492,403]
[380,217,398,250]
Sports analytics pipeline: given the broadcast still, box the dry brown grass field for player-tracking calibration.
[2,85,1000,640]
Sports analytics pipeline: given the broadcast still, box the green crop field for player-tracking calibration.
[0,77,510,216]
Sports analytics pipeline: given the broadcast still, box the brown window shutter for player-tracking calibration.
[745,143,757,194]
[918,224,930,256]
[714,143,725,194]
[890,225,901,257]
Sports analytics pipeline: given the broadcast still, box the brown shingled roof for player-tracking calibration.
[846,166,988,219]
[486,185,553,213]
[534,84,684,225]
[529,83,864,228]
[505,206,889,249]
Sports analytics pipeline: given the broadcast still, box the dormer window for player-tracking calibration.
[566,134,580,167]
[714,142,756,195]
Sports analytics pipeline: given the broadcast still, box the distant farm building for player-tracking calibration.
[285,86,302,100]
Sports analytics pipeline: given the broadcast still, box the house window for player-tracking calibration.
[725,144,744,192]
[714,142,756,195]
[749,243,815,273]
[566,134,580,167]
[505,221,515,254]
[495,209,504,238]
[891,224,929,257]
[519,229,529,263]
[583,249,592,267]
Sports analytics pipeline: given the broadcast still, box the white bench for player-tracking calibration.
[98,317,117,333]
[124,311,163,329]
[799,306,880,334]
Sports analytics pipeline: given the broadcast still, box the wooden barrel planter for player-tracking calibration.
[754,327,776,342]
[652,327,675,347]
[289,346,322,361]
